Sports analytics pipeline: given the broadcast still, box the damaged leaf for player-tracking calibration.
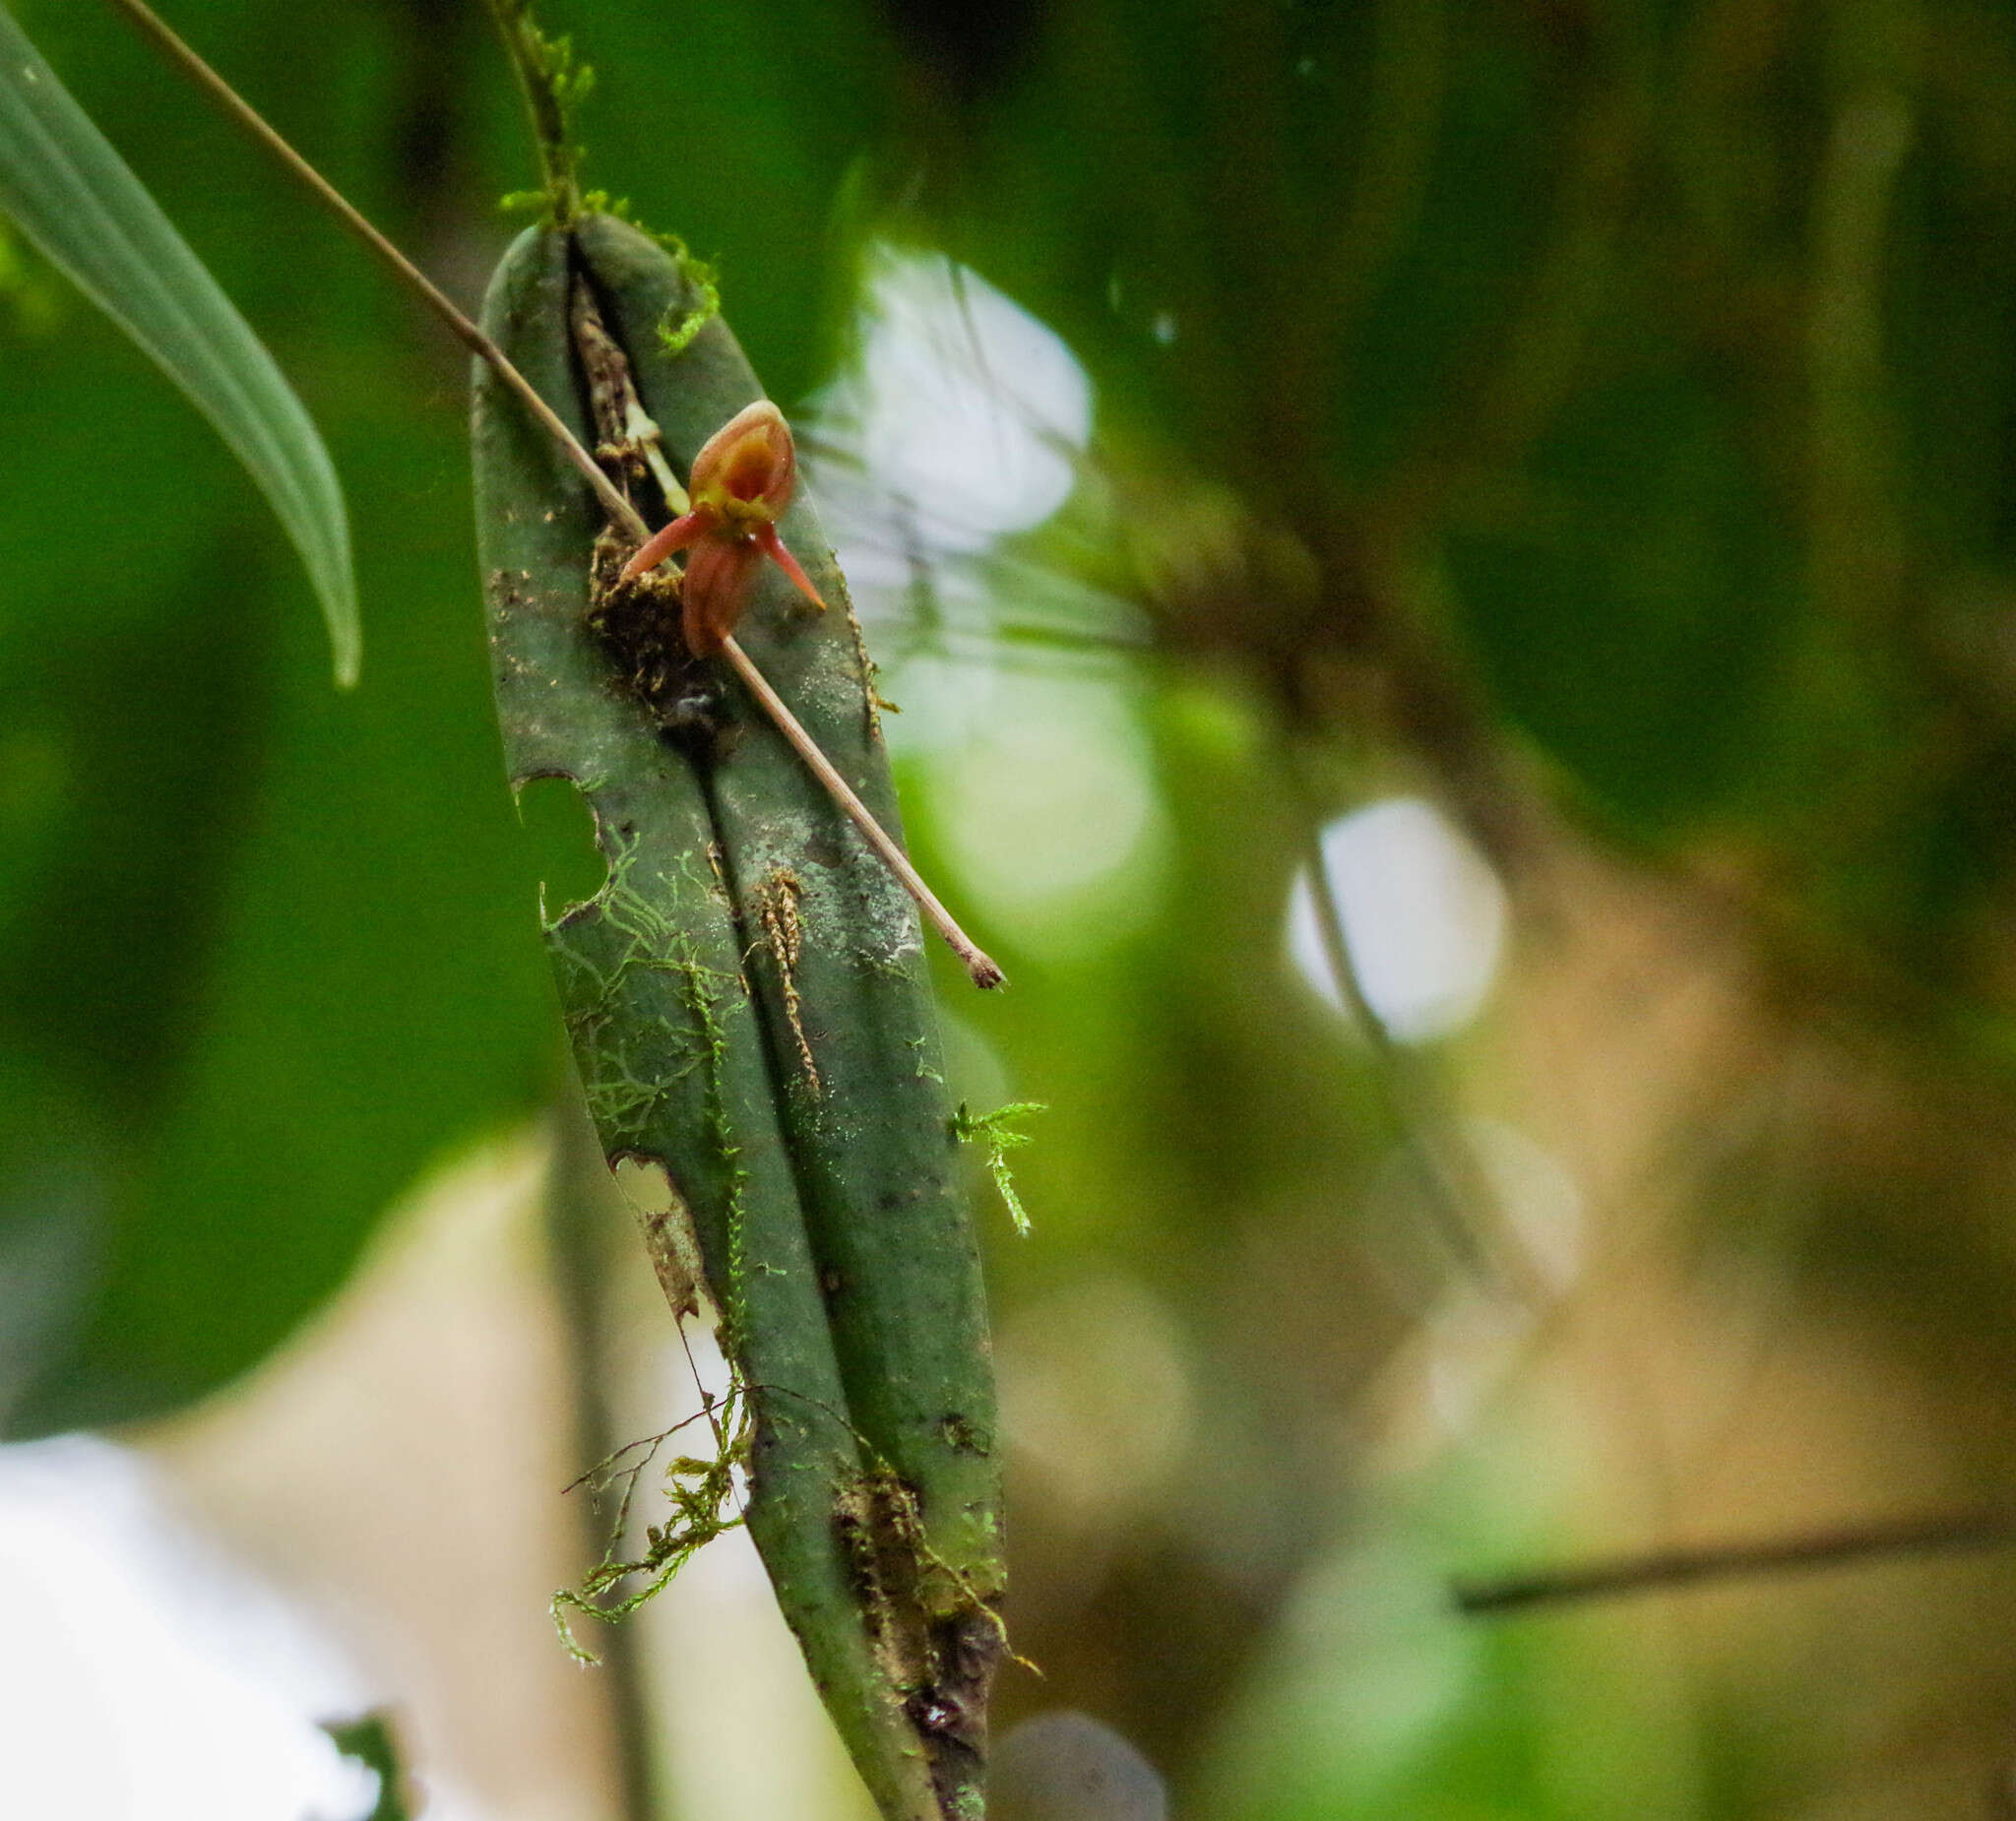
[472,218,1004,1821]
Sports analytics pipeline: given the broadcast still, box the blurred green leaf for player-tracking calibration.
[1450,370,1790,832]
[0,2,358,685]
[0,1,569,1436]
[1,403,558,1435]
[322,1710,414,1821]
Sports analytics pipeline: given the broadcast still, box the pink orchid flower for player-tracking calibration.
[618,400,827,657]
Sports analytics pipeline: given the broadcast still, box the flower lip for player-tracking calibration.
[681,535,757,658]
[694,401,796,515]
[719,432,783,504]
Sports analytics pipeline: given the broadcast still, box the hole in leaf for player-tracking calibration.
[514,774,607,915]
[611,1154,676,1218]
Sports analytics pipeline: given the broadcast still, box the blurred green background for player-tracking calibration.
[8,0,2016,1816]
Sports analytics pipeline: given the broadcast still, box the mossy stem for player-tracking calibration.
[479,0,581,221]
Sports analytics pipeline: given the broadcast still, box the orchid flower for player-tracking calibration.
[618,399,828,657]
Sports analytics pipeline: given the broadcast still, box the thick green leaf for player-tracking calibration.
[475,218,1007,1821]
[473,224,947,1821]
[584,212,1008,1625]
[0,3,358,685]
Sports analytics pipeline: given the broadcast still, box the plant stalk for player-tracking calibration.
[1456,1510,2016,1614]
[1298,808,1527,1297]
[107,0,637,534]
[542,1090,662,1821]
[478,0,581,220]
[109,0,998,985]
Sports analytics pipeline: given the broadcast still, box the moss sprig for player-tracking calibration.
[952,1100,1045,1236]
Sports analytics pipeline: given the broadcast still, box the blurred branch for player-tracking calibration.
[1455,1510,2016,1615]
[544,1089,662,1821]
[1806,79,1914,636]
[1456,57,1647,472]
[1294,788,1545,1303]
[1314,0,1449,408]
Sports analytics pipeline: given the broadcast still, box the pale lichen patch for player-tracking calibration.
[754,866,821,1097]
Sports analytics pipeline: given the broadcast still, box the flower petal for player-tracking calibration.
[690,400,796,513]
[619,507,713,581]
[755,522,827,611]
[681,534,763,656]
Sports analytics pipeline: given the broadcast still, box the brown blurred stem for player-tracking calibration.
[1454,1511,2016,1615]
[1295,801,1537,1301]
[544,1089,662,1821]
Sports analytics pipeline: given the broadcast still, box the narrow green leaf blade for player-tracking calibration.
[0,6,359,684]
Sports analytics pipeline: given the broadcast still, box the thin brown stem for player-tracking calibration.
[106,0,640,538]
[719,636,1005,989]
[1291,766,1538,1300]
[1454,1511,2016,1615]
[1299,813,1501,1288]
[112,0,996,984]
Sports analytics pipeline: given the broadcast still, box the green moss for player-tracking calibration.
[671,916,752,1348]
[482,1,595,222]
[550,1392,753,1664]
[548,864,760,1653]
[551,876,733,1141]
[951,1100,1045,1237]
[655,240,722,358]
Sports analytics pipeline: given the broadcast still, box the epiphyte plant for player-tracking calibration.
[12,1,1018,1817]
[471,12,1013,1821]
[475,201,1008,1821]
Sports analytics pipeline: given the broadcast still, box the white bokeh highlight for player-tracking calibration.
[931,677,1170,962]
[816,246,1093,560]
[1288,795,1507,1042]
[0,1436,409,1821]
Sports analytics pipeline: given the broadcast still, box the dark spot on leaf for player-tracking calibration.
[939,1413,987,1455]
